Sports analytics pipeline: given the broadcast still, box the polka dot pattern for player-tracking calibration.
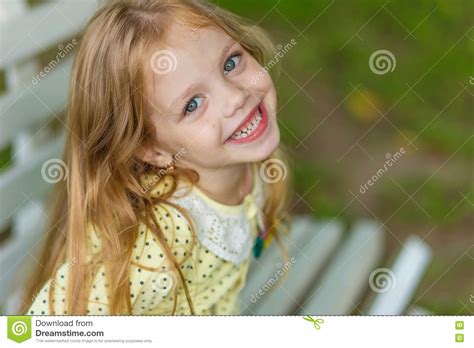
[26,178,259,316]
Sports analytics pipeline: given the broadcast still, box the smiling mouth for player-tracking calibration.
[225,101,268,144]
[228,109,262,140]
[227,104,263,141]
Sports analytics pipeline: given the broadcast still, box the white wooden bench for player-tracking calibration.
[239,216,432,315]
[0,0,432,315]
[0,0,97,314]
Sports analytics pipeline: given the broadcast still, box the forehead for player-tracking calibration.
[146,22,233,113]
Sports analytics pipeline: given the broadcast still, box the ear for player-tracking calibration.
[136,145,174,168]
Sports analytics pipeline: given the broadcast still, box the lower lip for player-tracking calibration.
[225,102,269,144]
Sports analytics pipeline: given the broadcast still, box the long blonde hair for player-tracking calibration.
[21,0,291,315]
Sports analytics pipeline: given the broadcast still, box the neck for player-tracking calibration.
[194,162,253,206]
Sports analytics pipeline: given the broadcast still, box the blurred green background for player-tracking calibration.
[218,0,473,314]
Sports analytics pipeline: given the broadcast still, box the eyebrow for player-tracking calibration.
[170,39,237,111]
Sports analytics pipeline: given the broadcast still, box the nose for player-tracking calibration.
[220,81,250,118]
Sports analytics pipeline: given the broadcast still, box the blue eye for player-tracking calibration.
[184,95,204,114]
[224,52,242,75]
[182,51,242,117]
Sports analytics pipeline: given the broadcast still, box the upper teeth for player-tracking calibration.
[230,108,262,140]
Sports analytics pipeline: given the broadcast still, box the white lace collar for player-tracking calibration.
[169,163,266,265]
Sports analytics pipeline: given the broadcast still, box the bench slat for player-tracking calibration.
[245,215,313,282]
[0,57,73,148]
[366,235,432,315]
[0,0,96,68]
[297,219,384,315]
[0,201,46,311]
[241,216,315,313]
[0,134,64,222]
[251,218,344,315]
[240,216,343,314]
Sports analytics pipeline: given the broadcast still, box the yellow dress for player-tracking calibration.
[26,163,266,315]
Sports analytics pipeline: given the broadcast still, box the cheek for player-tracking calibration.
[180,123,222,148]
[259,74,278,120]
[245,59,274,91]
[153,121,196,155]
[248,62,277,106]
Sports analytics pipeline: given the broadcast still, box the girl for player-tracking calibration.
[22,0,291,316]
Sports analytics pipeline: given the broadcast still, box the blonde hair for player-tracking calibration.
[21,0,291,315]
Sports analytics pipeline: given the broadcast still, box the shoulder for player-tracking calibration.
[132,202,195,268]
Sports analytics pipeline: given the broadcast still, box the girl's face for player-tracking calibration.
[144,22,280,171]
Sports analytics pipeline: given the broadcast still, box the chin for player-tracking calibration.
[247,121,281,162]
